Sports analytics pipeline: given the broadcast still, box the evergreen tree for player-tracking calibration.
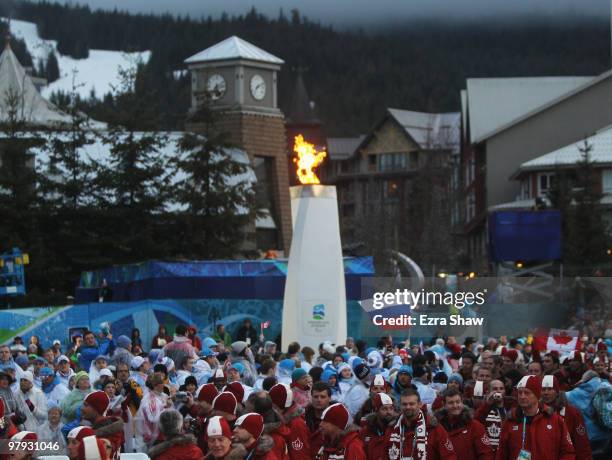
[45,51,60,83]
[172,99,259,259]
[563,140,609,272]
[97,61,171,263]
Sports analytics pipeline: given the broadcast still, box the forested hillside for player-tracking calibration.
[0,0,610,134]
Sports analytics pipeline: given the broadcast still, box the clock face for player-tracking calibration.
[206,74,226,100]
[250,74,266,101]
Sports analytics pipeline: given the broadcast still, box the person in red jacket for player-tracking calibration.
[232,412,281,460]
[148,409,204,460]
[387,388,457,460]
[540,375,592,460]
[435,388,494,460]
[81,390,124,460]
[316,403,366,460]
[206,416,234,459]
[359,392,396,460]
[304,382,332,457]
[245,390,289,459]
[474,380,512,453]
[496,375,575,460]
[269,383,311,459]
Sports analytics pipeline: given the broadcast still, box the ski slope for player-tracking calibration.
[4,18,151,99]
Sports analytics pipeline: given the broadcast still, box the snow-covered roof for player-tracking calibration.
[28,131,274,229]
[388,108,460,153]
[327,136,365,160]
[516,125,612,172]
[0,43,73,127]
[466,77,593,144]
[185,36,284,66]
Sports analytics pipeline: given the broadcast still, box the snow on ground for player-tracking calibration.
[4,18,151,99]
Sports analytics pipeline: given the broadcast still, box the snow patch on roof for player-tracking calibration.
[185,36,283,65]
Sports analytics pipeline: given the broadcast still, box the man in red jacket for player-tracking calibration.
[304,382,332,457]
[81,390,124,460]
[387,388,457,460]
[316,403,366,460]
[269,383,311,459]
[496,375,575,460]
[435,388,494,460]
[359,392,396,459]
[474,380,511,453]
[233,413,281,460]
[206,416,234,459]
[540,375,591,460]
[148,409,204,460]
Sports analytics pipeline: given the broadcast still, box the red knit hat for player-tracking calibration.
[541,375,559,392]
[224,381,245,404]
[234,413,264,440]
[372,393,394,410]
[207,415,232,439]
[517,375,542,399]
[269,383,293,409]
[67,426,96,441]
[213,368,227,382]
[321,403,350,430]
[10,431,37,442]
[84,390,110,416]
[502,348,518,363]
[197,383,219,403]
[78,435,106,460]
[597,342,608,351]
[212,391,237,415]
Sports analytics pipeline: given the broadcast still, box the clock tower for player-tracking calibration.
[185,36,292,254]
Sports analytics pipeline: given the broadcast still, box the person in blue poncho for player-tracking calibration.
[392,365,413,401]
[566,370,612,445]
[76,330,115,372]
[321,367,342,400]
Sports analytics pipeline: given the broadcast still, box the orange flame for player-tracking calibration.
[293,135,327,185]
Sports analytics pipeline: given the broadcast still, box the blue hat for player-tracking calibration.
[351,357,364,370]
[229,362,245,376]
[117,335,131,349]
[398,365,413,376]
[292,368,308,382]
[448,373,464,387]
[321,368,337,384]
[341,352,350,362]
[203,337,218,348]
[279,359,295,372]
[15,355,29,367]
[39,367,54,377]
[200,347,217,358]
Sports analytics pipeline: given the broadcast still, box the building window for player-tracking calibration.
[466,190,476,221]
[383,180,399,199]
[537,172,555,197]
[410,151,419,169]
[603,169,612,194]
[378,153,408,172]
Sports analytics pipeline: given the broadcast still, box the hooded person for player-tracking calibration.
[60,371,92,424]
[40,367,70,407]
[135,374,170,449]
[315,402,366,460]
[147,409,204,460]
[111,336,134,368]
[343,363,372,418]
[14,371,47,431]
[354,374,391,424]
[232,413,281,460]
[359,392,397,459]
[269,383,311,460]
[229,341,257,386]
[276,359,295,385]
[337,362,355,392]
[81,390,124,460]
[35,403,67,456]
[56,355,76,387]
[434,388,493,460]
[566,370,612,443]
[387,388,456,460]
[540,375,592,460]
[392,365,413,401]
[497,375,575,460]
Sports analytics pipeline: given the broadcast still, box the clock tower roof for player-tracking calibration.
[185,36,284,66]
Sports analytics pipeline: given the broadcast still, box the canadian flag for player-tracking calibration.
[532,328,581,353]
[261,321,270,329]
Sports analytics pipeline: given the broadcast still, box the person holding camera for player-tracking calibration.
[474,379,511,453]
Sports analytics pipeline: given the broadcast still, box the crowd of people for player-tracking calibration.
[0,319,609,459]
